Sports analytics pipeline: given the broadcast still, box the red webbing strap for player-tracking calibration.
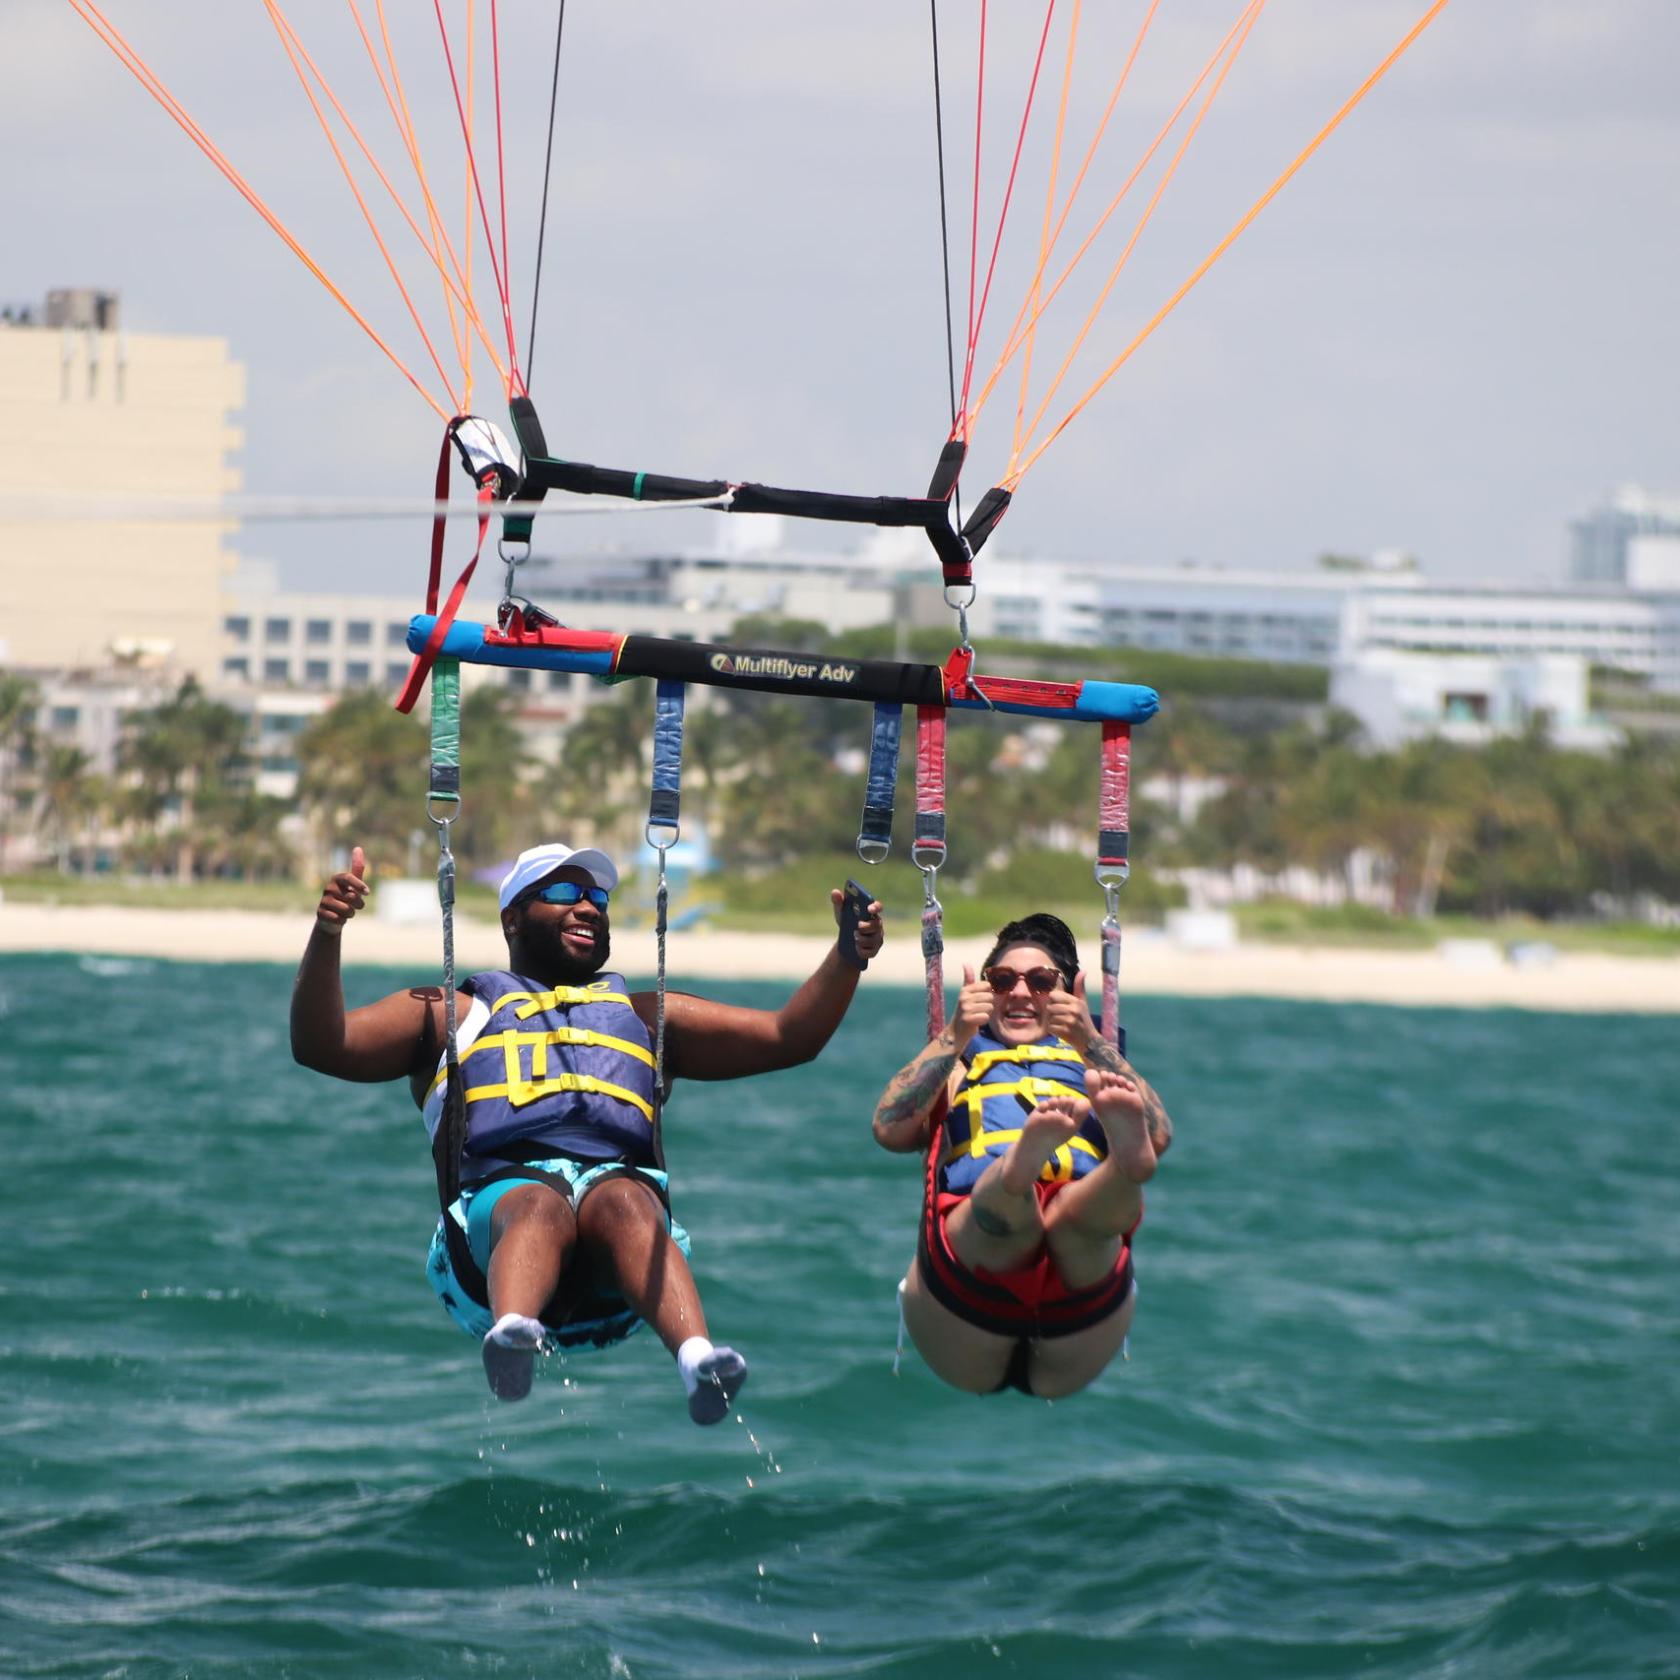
[423,425,452,613]
[914,704,948,1040]
[395,434,494,714]
[1097,721,1132,1045]
[920,1091,950,1252]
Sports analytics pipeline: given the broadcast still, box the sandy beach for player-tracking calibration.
[3,899,1677,1012]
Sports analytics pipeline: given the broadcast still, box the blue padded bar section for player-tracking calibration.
[947,680,1158,724]
[407,615,616,676]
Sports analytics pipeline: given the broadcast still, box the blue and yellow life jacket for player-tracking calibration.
[422,968,658,1169]
[939,1028,1105,1195]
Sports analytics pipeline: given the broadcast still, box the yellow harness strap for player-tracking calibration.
[459,1069,655,1125]
[428,1026,654,1093]
[966,1044,1084,1080]
[942,1039,1101,1184]
[484,985,634,1019]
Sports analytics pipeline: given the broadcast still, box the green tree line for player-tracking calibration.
[2,648,1677,923]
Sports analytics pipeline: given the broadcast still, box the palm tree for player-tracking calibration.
[455,683,538,869]
[0,673,39,872]
[118,678,254,881]
[33,743,101,874]
[294,689,429,877]
[543,686,654,856]
[197,785,297,880]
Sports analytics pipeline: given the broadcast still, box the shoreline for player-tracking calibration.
[3,901,1677,1012]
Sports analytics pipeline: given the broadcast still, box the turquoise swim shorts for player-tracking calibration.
[425,1157,691,1352]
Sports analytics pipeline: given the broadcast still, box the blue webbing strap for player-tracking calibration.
[857,702,903,862]
[649,679,685,835]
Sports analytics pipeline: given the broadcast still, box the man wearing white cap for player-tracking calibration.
[291,838,883,1423]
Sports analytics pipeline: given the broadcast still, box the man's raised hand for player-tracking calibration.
[315,845,369,933]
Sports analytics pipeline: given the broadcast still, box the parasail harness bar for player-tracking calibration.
[501,398,1010,589]
[407,613,1158,726]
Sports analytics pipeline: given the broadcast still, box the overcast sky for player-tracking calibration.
[6,2,1678,595]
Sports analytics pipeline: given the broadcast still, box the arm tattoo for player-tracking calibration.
[876,1046,957,1130]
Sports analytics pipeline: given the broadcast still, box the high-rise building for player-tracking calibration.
[0,289,244,678]
[1569,485,1680,587]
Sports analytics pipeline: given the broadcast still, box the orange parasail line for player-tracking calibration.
[359,0,509,403]
[956,0,1060,429]
[490,0,515,388]
[318,1,508,396]
[262,0,463,415]
[969,0,1241,432]
[439,0,526,395]
[1010,0,1265,470]
[67,0,448,422]
[1005,0,1453,488]
[1011,0,1084,467]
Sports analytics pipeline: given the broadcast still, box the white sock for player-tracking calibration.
[676,1335,748,1425]
[676,1335,715,1395]
[482,1313,546,1403]
[488,1312,546,1348]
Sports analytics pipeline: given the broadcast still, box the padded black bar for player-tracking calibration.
[926,438,968,501]
[961,486,1012,557]
[502,397,552,543]
[614,635,946,706]
[502,397,974,579]
[508,395,551,460]
[521,453,951,530]
[523,456,730,503]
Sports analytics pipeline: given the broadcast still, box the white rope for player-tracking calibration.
[0,489,738,524]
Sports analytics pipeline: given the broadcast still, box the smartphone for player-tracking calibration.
[838,877,877,971]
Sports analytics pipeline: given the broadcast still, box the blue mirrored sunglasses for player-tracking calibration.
[532,880,610,909]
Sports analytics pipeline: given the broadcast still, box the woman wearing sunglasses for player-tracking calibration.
[872,912,1172,1399]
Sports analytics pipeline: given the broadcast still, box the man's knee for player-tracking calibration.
[576,1173,664,1238]
[491,1181,575,1242]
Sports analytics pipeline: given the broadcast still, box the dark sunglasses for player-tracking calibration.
[531,880,610,910]
[983,965,1062,995]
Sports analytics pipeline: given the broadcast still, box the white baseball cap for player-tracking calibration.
[498,842,620,910]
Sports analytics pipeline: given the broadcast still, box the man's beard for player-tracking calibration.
[524,919,611,983]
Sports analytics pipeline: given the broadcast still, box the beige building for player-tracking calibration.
[0,288,243,679]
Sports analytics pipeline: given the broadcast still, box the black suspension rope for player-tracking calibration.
[929,0,963,528]
[524,0,569,383]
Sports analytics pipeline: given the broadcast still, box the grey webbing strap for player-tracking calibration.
[1095,721,1131,1049]
[646,679,685,1169]
[428,658,467,1208]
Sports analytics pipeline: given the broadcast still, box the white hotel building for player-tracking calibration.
[202,507,1680,787]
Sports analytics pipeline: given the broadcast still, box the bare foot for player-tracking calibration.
[1000,1095,1087,1194]
[1087,1069,1157,1183]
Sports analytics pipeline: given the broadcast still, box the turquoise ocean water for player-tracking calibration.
[3,950,1677,1679]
